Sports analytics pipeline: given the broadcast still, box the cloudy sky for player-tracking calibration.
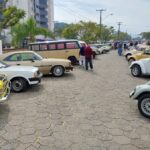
[54,0,150,36]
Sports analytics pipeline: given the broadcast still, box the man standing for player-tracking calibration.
[79,45,85,67]
[84,45,93,70]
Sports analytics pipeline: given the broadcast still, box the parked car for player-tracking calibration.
[130,58,150,77]
[0,61,42,92]
[0,74,10,102]
[124,49,139,60]
[90,45,101,55]
[128,49,150,64]
[130,82,150,118]
[0,51,73,77]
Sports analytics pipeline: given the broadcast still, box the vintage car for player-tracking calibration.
[0,74,10,102]
[0,61,42,92]
[130,58,150,77]
[0,51,73,77]
[130,82,150,118]
[128,49,150,64]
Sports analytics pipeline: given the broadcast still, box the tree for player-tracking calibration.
[11,17,54,47]
[0,1,25,40]
[140,32,150,40]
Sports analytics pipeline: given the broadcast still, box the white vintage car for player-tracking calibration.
[129,58,150,77]
[0,61,42,92]
[130,82,150,118]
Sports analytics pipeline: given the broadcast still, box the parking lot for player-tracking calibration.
[0,50,150,150]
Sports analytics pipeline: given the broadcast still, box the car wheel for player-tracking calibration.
[138,93,150,118]
[131,64,141,77]
[68,56,77,65]
[11,78,27,92]
[52,66,64,77]
[93,52,96,59]
[128,58,135,64]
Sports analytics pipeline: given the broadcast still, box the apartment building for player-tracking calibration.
[7,0,54,31]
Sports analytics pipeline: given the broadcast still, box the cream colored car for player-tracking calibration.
[0,51,73,77]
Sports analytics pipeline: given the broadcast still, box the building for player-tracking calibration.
[7,0,54,31]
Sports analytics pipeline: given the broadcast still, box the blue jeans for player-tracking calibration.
[85,58,93,70]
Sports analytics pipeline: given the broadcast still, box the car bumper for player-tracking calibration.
[65,66,73,71]
[29,73,43,84]
[0,83,10,103]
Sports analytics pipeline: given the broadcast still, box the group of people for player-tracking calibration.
[79,45,93,70]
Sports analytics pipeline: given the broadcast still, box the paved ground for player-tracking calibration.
[0,51,150,150]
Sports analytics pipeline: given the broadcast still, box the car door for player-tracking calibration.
[19,53,50,74]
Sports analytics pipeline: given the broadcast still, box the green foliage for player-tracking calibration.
[111,32,131,41]
[11,17,54,48]
[1,6,25,29]
[62,21,115,43]
[140,32,150,40]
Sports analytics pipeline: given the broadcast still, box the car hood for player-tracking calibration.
[1,65,38,72]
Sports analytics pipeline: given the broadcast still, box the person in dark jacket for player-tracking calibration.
[84,46,93,70]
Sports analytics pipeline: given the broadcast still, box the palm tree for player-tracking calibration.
[11,17,54,48]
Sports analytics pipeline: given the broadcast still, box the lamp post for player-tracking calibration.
[96,9,106,42]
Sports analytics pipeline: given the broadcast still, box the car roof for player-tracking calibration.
[0,51,36,58]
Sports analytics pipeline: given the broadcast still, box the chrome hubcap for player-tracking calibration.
[132,67,139,76]
[141,98,150,116]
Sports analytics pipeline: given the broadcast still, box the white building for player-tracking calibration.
[7,0,54,31]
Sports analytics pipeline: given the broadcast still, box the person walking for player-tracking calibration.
[84,45,93,70]
[118,42,123,56]
[79,45,85,67]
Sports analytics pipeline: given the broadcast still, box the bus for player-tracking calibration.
[29,40,87,64]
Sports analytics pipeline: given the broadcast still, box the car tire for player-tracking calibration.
[138,93,150,118]
[52,66,64,77]
[11,78,27,92]
[131,64,141,77]
[93,52,96,59]
[68,56,77,65]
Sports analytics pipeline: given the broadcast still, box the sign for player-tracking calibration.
[0,40,2,55]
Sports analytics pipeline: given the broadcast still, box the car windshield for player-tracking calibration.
[0,61,9,68]
[33,53,43,60]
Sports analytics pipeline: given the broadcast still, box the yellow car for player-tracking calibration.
[128,49,150,64]
[0,74,10,102]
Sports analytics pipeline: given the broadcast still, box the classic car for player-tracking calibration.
[0,74,10,102]
[0,61,42,92]
[130,82,150,118]
[128,49,150,64]
[130,58,150,77]
[0,51,73,77]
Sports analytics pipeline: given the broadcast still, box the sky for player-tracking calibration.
[54,0,150,36]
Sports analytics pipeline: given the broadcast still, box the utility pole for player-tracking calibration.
[96,9,106,42]
[117,22,122,40]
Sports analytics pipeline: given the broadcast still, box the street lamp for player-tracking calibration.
[103,13,113,21]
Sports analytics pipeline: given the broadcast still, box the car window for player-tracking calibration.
[20,53,39,61]
[57,43,65,50]
[4,54,21,61]
[66,42,79,49]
